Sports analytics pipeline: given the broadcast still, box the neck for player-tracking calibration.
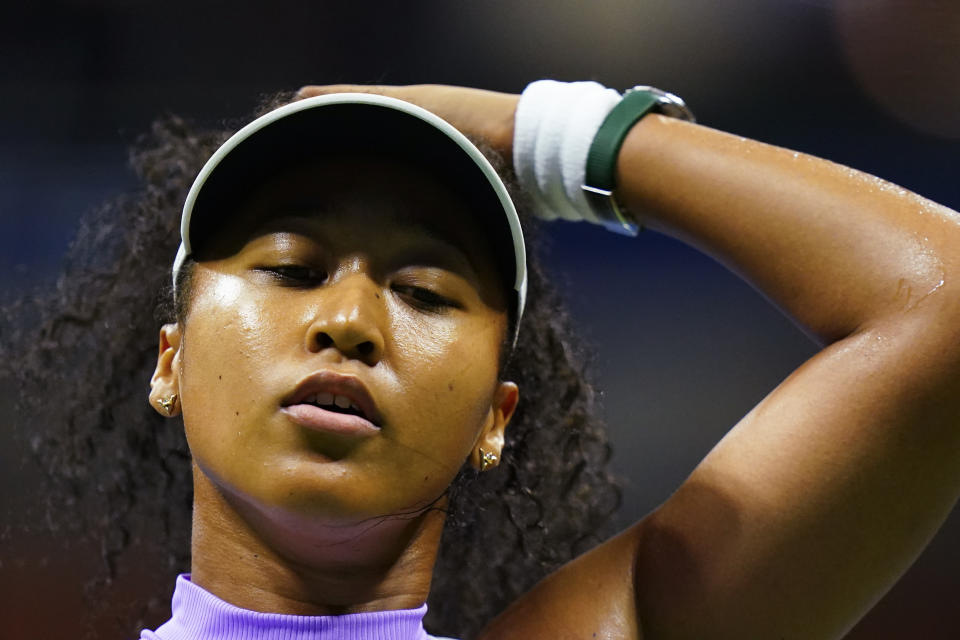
[189,466,446,615]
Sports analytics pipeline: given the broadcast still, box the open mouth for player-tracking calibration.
[300,392,367,419]
[282,370,383,433]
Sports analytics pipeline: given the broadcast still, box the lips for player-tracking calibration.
[281,370,382,436]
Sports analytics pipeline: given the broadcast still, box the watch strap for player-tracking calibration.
[583,86,694,235]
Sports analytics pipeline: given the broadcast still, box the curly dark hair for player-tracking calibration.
[1,92,620,640]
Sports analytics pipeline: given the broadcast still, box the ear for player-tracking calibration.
[148,323,183,417]
[470,381,519,471]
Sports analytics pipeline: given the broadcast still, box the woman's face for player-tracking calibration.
[160,158,518,535]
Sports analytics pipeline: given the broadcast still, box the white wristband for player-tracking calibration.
[513,80,622,224]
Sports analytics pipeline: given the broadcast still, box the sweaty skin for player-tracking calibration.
[294,84,960,640]
[150,160,518,615]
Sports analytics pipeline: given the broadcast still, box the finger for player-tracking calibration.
[296,84,397,99]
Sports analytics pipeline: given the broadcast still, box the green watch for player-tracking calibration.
[583,86,695,235]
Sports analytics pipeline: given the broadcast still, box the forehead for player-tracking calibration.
[241,158,488,237]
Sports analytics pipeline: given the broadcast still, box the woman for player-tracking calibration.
[9,80,960,639]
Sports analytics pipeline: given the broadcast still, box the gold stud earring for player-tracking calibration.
[158,394,178,416]
[479,449,498,472]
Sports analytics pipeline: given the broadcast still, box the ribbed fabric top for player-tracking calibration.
[140,575,453,640]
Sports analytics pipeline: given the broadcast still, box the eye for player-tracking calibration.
[391,284,460,312]
[258,265,327,286]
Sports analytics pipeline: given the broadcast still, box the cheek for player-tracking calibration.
[386,296,505,371]
[384,305,505,457]
[178,275,295,468]
[389,304,503,395]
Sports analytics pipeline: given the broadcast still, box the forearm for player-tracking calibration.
[616,114,960,343]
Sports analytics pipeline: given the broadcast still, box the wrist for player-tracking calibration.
[487,91,520,159]
[513,80,622,223]
[512,80,693,233]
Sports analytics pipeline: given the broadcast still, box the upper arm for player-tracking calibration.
[632,306,960,639]
[479,298,960,640]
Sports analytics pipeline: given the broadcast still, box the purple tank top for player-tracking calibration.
[140,574,455,640]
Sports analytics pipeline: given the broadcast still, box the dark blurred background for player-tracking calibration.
[2,0,958,637]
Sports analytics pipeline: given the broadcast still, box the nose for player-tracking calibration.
[305,272,385,366]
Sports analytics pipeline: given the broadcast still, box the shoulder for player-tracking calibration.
[476,525,644,640]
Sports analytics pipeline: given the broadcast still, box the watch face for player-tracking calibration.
[630,86,696,123]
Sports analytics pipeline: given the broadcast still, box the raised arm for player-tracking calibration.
[301,84,960,639]
[612,112,960,639]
